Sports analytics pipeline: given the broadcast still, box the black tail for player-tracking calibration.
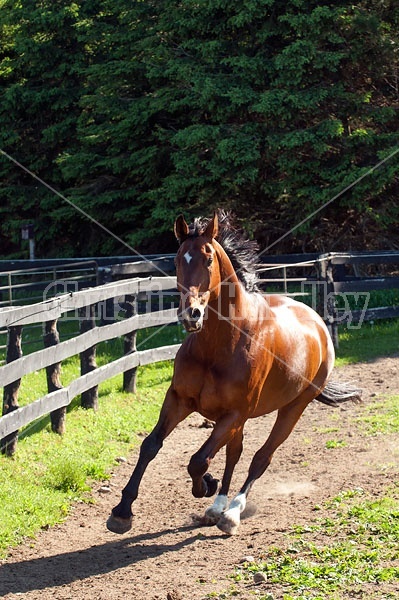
[315,381,362,407]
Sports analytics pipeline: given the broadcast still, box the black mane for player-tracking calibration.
[188,210,259,293]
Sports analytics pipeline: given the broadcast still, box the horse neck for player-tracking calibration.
[205,242,246,333]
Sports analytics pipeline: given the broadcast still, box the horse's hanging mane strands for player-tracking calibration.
[185,210,259,292]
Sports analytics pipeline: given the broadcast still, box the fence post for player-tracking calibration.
[1,325,22,456]
[79,305,98,410]
[326,259,339,349]
[123,294,137,393]
[98,267,115,325]
[43,319,65,434]
[316,255,338,349]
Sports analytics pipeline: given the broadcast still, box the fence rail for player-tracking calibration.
[0,260,99,308]
[0,275,179,455]
[0,343,180,441]
[0,276,176,328]
[316,251,399,347]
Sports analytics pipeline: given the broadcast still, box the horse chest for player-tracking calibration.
[173,356,250,418]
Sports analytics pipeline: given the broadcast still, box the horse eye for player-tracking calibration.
[207,257,213,267]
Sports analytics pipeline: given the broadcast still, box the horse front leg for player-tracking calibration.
[107,387,192,534]
[203,428,244,525]
[187,412,243,500]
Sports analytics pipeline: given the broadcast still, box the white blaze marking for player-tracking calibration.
[184,251,192,264]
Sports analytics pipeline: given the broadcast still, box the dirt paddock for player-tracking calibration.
[1,357,399,600]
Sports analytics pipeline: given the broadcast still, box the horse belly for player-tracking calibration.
[250,338,327,417]
[248,299,332,418]
[251,376,303,417]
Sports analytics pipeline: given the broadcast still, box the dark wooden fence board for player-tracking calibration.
[0,276,177,328]
[0,308,178,387]
[337,306,399,323]
[0,343,180,439]
[322,251,399,266]
[333,279,399,293]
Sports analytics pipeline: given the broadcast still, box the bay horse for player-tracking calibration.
[107,211,360,536]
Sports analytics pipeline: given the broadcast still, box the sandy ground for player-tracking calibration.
[1,356,399,600]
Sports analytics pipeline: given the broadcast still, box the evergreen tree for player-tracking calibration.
[1,1,398,256]
[0,0,93,256]
[132,0,399,251]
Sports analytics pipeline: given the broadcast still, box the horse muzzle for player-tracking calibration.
[178,306,205,333]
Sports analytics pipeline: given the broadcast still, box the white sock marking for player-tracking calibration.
[223,492,247,529]
[208,494,228,516]
[228,492,247,514]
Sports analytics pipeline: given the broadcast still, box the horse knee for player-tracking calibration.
[188,454,218,498]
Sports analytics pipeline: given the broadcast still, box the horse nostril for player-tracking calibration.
[191,308,202,321]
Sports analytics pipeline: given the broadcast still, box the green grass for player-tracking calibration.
[0,322,180,558]
[0,314,398,564]
[335,319,399,366]
[225,485,399,600]
[357,395,399,436]
[0,363,172,556]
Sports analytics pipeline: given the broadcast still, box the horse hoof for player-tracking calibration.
[106,513,133,534]
[217,512,239,536]
[204,473,219,497]
[203,507,221,526]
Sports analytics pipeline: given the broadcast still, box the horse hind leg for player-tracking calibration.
[203,428,244,525]
[217,393,312,535]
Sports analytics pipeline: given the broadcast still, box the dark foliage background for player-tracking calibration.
[1,0,398,258]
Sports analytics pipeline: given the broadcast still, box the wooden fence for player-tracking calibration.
[1,250,399,456]
[316,251,399,347]
[0,276,179,456]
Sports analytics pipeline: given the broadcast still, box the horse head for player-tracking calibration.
[174,212,221,333]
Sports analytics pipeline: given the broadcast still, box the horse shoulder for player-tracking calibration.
[171,339,206,399]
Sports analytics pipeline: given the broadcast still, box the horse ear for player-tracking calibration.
[204,211,219,240]
[174,214,189,243]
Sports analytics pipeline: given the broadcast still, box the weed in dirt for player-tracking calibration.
[216,484,399,600]
[325,439,347,449]
[356,395,399,435]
